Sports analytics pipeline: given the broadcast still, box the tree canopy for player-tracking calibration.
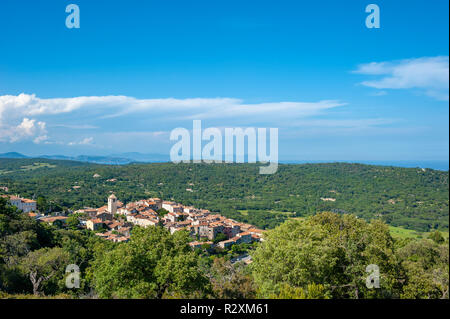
[251,212,448,299]
[91,227,210,298]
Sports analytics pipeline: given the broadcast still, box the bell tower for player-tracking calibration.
[108,194,117,215]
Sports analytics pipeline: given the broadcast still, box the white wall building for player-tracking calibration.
[3,195,37,213]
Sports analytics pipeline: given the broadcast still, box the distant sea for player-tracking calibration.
[280,160,449,171]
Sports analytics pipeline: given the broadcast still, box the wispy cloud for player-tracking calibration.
[68,137,94,146]
[51,124,99,129]
[0,93,345,143]
[0,93,344,120]
[353,56,449,100]
[185,100,344,120]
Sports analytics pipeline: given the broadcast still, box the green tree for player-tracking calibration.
[213,232,228,244]
[36,197,48,214]
[19,247,70,295]
[91,226,210,298]
[66,215,80,230]
[427,231,445,244]
[397,239,449,299]
[156,208,169,217]
[270,283,328,299]
[250,212,403,298]
[206,257,256,299]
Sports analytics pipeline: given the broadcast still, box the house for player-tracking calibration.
[189,241,213,249]
[197,223,225,240]
[236,231,252,244]
[116,226,131,237]
[6,195,22,208]
[168,221,191,234]
[218,237,239,249]
[184,206,197,214]
[165,212,187,222]
[74,208,98,218]
[39,216,68,227]
[162,201,176,212]
[28,212,39,219]
[223,224,241,238]
[21,199,37,213]
[143,198,162,210]
[2,195,37,213]
[134,215,159,228]
[114,236,130,243]
[247,228,264,236]
[144,200,161,211]
[86,218,104,231]
[104,220,123,231]
[251,234,262,242]
[96,211,112,222]
[127,212,159,228]
[162,201,183,213]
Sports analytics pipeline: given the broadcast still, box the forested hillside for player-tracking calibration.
[0,159,448,231]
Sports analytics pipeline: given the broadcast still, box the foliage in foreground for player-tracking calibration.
[91,227,210,298]
[251,213,449,299]
[1,197,448,299]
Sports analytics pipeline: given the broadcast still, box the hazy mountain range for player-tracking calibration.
[0,152,170,165]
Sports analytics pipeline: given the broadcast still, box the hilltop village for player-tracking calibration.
[78,194,264,248]
[2,193,264,250]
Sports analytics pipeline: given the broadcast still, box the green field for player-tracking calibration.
[20,163,57,171]
[389,225,449,239]
[0,162,57,175]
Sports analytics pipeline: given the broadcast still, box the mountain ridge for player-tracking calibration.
[0,152,170,164]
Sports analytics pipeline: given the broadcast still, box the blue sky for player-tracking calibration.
[0,0,448,162]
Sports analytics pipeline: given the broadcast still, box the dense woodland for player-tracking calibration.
[0,159,448,231]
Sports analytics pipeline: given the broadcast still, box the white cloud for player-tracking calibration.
[0,118,48,143]
[354,56,449,100]
[0,93,344,121]
[0,93,345,144]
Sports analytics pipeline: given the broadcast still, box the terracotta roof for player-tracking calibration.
[40,216,68,223]
[238,231,251,236]
[248,228,264,234]
[22,199,36,203]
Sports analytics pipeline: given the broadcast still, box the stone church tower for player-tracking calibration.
[108,194,117,215]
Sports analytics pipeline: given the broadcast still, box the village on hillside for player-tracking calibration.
[1,193,264,251]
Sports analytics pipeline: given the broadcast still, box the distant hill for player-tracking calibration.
[0,152,169,165]
[0,152,447,169]
[0,152,28,159]
[39,155,133,165]
[111,152,170,163]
